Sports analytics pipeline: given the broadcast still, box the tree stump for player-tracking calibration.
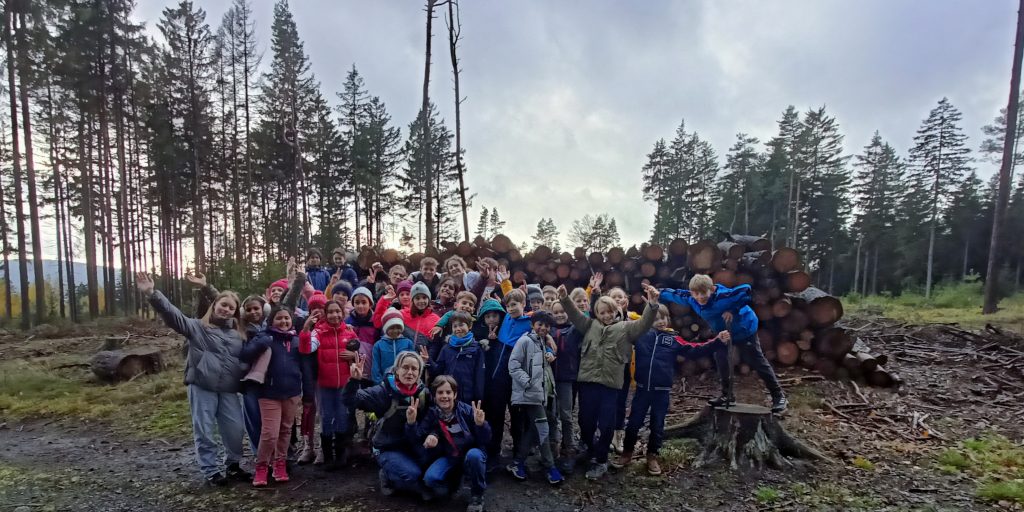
[91,351,165,383]
[664,404,829,470]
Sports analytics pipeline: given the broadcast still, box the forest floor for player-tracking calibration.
[2,313,1024,512]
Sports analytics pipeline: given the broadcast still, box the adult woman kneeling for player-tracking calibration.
[346,351,431,496]
[407,376,489,512]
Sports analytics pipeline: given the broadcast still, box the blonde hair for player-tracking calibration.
[657,304,671,321]
[504,289,526,305]
[541,285,558,297]
[445,255,467,273]
[392,350,425,378]
[389,264,407,277]
[593,296,621,318]
[569,288,589,302]
[607,286,627,298]
[689,274,715,293]
[420,257,438,269]
[202,291,247,339]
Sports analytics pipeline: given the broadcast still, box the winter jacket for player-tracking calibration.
[659,284,758,342]
[346,310,379,381]
[498,313,533,349]
[150,291,247,393]
[428,335,487,404]
[328,264,359,289]
[372,335,416,385]
[300,321,359,388]
[551,322,583,382]
[344,373,431,453]
[193,284,264,343]
[509,332,555,406]
[560,296,658,390]
[373,296,441,350]
[407,401,491,461]
[305,265,333,293]
[431,298,456,318]
[633,329,722,392]
[241,329,304,400]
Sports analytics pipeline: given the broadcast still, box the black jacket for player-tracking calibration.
[240,329,305,400]
[551,322,583,382]
[428,336,487,404]
[407,401,491,461]
[344,372,431,453]
[632,329,721,392]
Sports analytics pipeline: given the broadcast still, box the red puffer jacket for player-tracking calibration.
[299,321,358,388]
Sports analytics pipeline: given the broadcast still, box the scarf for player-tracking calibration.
[388,374,419,397]
[438,408,457,423]
[449,332,474,348]
[269,326,297,336]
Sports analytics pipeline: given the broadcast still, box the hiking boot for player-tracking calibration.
[466,494,485,512]
[708,393,736,408]
[508,461,527,481]
[252,464,268,487]
[771,394,788,414]
[272,460,289,482]
[585,462,608,480]
[547,466,564,485]
[610,451,632,470]
[379,469,395,496]
[335,435,351,469]
[321,434,337,471]
[225,462,252,481]
[206,472,228,486]
[298,436,315,465]
[646,454,662,476]
[611,430,625,454]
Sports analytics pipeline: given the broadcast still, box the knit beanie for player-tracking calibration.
[307,290,328,311]
[382,308,405,334]
[527,284,543,304]
[331,281,353,298]
[266,279,289,303]
[410,281,431,300]
[351,286,374,306]
[396,280,414,296]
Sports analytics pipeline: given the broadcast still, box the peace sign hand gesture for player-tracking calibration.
[472,400,486,426]
[350,354,365,381]
[488,325,498,340]
[406,397,420,424]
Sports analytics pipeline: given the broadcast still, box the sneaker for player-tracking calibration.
[272,460,289,482]
[611,430,625,455]
[547,467,564,485]
[225,462,252,481]
[646,454,662,476]
[206,472,228,486]
[313,450,324,465]
[585,462,608,481]
[379,469,395,496]
[610,451,632,470]
[771,395,788,414]
[708,394,736,407]
[252,464,268,487]
[298,442,315,465]
[466,494,485,512]
[507,461,527,481]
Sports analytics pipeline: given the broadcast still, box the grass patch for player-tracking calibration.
[852,457,874,470]
[785,385,822,410]
[628,438,699,477]
[0,359,191,438]
[843,281,1024,333]
[979,481,1024,503]
[935,434,1024,504]
[755,486,780,503]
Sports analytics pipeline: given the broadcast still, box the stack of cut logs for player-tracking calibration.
[352,233,897,387]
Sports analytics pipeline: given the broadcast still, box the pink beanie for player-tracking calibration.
[396,280,414,296]
[382,308,405,334]
[307,290,328,311]
[266,279,289,304]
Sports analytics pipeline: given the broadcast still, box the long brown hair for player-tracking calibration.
[201,291,247,339]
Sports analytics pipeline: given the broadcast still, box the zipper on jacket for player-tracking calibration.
[648,336,657,390]
[492,344,507,379]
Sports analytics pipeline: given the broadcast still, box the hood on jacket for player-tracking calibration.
[478,299,505,316]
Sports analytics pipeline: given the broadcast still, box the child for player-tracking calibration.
[411,257,442,296]
[542,286,559,312]
[507,311,564,485]
[372,309,416,385]
[569,287,591,315]
[549,300,582,459]
[473,299,505,344]
[660,275,787,413]
[422,312,486,404]
[429,291,479,355]
[430,277,460,317]
[443,256,468,292]
[328,248,359,289]
[346,287,379,388]
[328,281,354,317]
[366,263,409,300]
[305,248,332,293]
[296,290,328,464]
[407,376,489,511]
[606,285,638,455]
[610,305,723,475]
[242,307,306,486]
[300,300,360,470]
[527,284,545,312]
[481,289,533,472]
[376,281,440,351]
[557,283,660,481]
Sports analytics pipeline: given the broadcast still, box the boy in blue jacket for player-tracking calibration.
[422,312,486,404]
[660,274,787,413]
[305,248,333,293]
[610,305,722,475]
[481,288,533,472]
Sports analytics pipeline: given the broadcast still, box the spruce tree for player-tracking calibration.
[351,96,401,247]
[853,132,904,294]
[717,134,763,235]
[532,218,560,251]
[641,138,673,245]
[475,205,489,239]
[489,207,505,235]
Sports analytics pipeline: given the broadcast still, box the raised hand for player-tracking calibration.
[185,272,207,288]
[135,272,155,295]
[407,397,420,424]
[643,283,660,304]
[350,354,365,381]
[429,326,443,338]
[303,311,322,331]
[286,257,297,281]
[384,285,396,301]
[424,434,439,449]
[557,285,568,299]
[497,265,508,283]
[472,400,485,426]
[419,345,430,361]
[488,325,498,340]
[590,272,604,289]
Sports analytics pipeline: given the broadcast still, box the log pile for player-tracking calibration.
[348,233,897,386]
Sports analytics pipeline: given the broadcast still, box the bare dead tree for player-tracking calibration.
[447,0,469,242]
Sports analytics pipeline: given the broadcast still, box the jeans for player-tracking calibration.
[553,381,577,450]
[319,387,349,436]
[623,389,671,455]
[256,396,301,465]
[376,450,423,492]
[577,382,618,464]
[186,385,244,478]
[616,365,631,430]
[241,388,262,452]
[714,334,782,397]
[515,404,554,469]
[482,376,523,463]
[423,448,487,497]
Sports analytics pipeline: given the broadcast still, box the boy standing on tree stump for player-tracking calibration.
[659,275,787,413]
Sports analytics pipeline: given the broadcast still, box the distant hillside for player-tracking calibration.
[1,260,97,293]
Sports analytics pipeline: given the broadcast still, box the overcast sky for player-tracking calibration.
[133,0,1018,250]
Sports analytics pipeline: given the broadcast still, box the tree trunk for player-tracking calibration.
[853,237,862,295]
[421,0,436,248]
[448,0,469,242]
[82,116,99,319]
[984,0,1024,314]
[15,11,45,323]
[5,4,30,328]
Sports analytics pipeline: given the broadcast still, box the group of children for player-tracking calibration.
[144,247,786,512]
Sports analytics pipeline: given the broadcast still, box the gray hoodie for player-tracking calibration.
[508,332,555,406]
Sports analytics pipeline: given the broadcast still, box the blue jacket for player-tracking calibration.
[659,284,758,342]
[344,373,430,453]
[372,335,416,385]
[407,400,491,461]
[305,265,333,293]
[551,322,583,382]
[428,336,486,404]
[497,313,532,348]
[633,329,722,391]
[328,264,359,289]
[240,328,305,400]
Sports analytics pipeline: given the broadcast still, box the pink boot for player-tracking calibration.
[253,463,269,487]
[272,460,290,482]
